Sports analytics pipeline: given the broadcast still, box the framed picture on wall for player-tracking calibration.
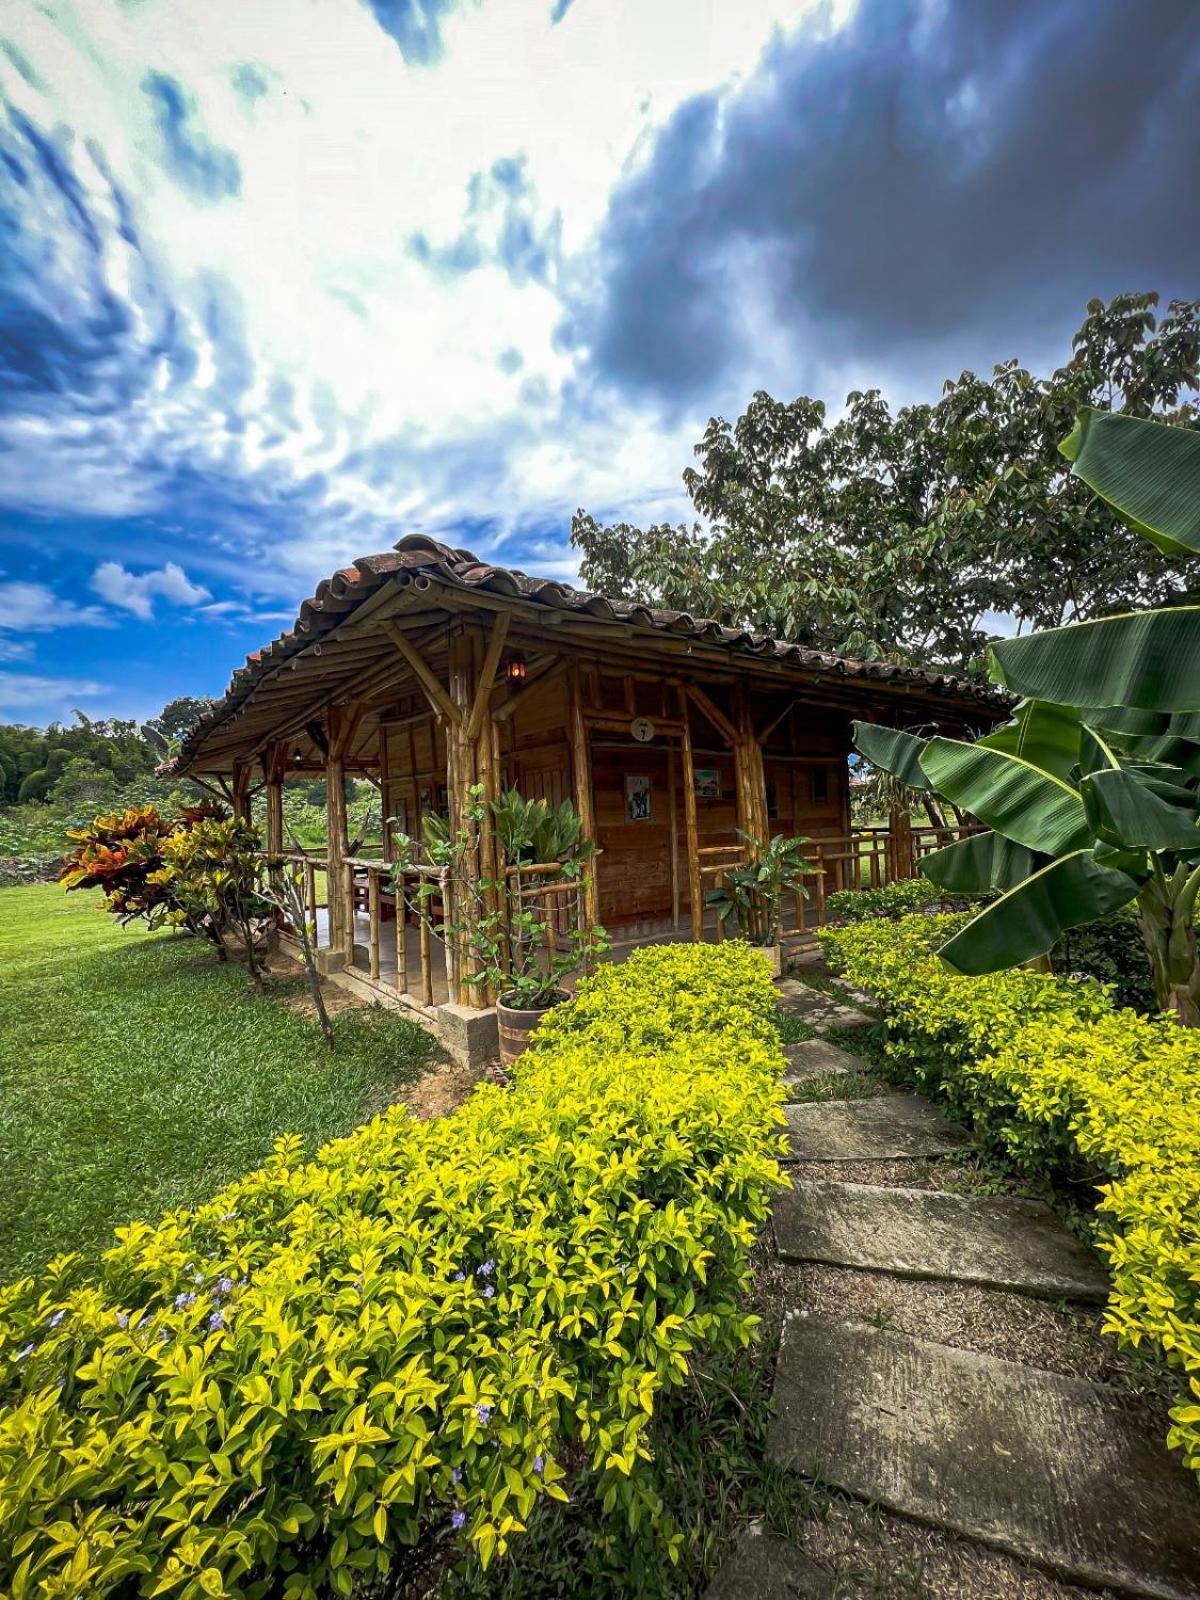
[694,767,721,800]
[625,773,652,822]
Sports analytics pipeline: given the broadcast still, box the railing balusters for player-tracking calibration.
[368,868,380,981]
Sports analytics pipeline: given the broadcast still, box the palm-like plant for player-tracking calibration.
[706,831,815,947]
[856,410,1200,1023]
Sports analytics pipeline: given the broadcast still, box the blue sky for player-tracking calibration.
[2,0,1197,726]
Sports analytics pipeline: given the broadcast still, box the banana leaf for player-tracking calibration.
[920,831,1037,893]
[938,851,1137,975]
[990,606,1200,712]
[851,722,932,789]
[1082,766,1200,851]
[920,738,1091,854]
[1060,409,1200,556]
[976,699,1080,781]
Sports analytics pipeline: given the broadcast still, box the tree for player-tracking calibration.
[572,293,1200,673]
[143,695,217,749]
[856,410,1200,1024]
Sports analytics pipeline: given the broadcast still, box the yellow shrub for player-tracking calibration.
[0,942,786,1598]
[821,914,1200,1481]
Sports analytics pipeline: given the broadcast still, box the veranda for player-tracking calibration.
[170,536,1005,1041]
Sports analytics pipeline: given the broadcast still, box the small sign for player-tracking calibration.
[630,716,656,743]
[694,767,721,800]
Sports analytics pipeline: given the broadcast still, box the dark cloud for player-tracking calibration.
[142,72,241,201]
[571,0,1200,403]
[361,0,472,66]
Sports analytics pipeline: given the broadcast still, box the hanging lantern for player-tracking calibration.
[506,654,527,684]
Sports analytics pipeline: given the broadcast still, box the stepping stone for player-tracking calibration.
[783,1095,972,1162]
[768,1317,1200,1600]
[774,1181,1110,1302]
[704,1526,834,1599]
[784,1039,860,1085]
[775,981,873,1031]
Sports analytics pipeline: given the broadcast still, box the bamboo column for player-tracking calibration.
[231,760,252,824]
[263,742,287,856]
[667,744,680,930]
[324,703,361,966]
[678,686,703,941]
[568,661,600,941]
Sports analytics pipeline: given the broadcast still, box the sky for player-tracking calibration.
[1,0,1197,727]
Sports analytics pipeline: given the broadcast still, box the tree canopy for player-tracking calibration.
[572,293,1200,675]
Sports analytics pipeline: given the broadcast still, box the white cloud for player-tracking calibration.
[0,582,113,633]
[0,0,844,597]
[0,672,110,715]
[0,638,33,662]
[90,562,211,620]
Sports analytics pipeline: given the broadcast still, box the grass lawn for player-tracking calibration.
[0,882,441,1281]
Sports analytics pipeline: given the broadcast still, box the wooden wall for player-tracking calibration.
[376,651,854,932]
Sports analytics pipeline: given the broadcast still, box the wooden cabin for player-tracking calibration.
[171,535,1006,1046]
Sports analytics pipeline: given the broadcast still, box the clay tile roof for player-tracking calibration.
[170,533,1008,770]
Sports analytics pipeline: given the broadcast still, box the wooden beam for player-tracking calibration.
[757,697,798,746]
[305,720,329,758]
[467,611,509,742]
[491,655,563,722]
[386,623,460,726]
[686,683,740,748]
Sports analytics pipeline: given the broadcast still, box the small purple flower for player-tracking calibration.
[475,1403,492,1426]
[173,1291,197,1311]
[15,1343,35,1362]
[533,1455,545,1476]
[116,1312,129,1329]
[158,1328,171,1343]
[216,1276,234,1296]
[452,1271,466,1283]
[451,1467,463,1484]
[451,1510,467,1531]
[48,1310,65,1329]
[482,1285,494,1300]
[477,1259,495,1278]
[208,1311,225,1332]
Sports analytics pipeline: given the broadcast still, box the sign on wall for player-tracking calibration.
[625,773,652,821]
[694,767,721,800]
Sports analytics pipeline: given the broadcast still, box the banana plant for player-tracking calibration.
[855,410,1200,1024]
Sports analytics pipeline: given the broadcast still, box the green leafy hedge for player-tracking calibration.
[820,912,1200,1481]
[824,875,994,925]
[0,943,786,1599]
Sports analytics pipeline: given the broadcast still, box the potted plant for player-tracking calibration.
[391,786,608,1063]
[705,830,816,976]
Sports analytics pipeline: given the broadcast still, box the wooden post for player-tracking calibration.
[324,703,361,967]
[678,687,703,941]
[231,760,252,824]
[568,661,600,941]
[263,743,287,856]
[667,744,680,931]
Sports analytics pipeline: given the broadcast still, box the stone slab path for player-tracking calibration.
[783,1095,974,1162]
[705,1525,834,1599]
[783,1039,857,1084]
[774,1180,1110,1302]
[768,1316,1200,1600]
[706,976,1200,1600]
[774,980,874,1031]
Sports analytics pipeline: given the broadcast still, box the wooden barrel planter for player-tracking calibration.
[496,992,568,1066]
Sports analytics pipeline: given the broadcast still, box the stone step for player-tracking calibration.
[784,1039,861,1085]
[783,1094,973,1162]
[775,980,873,1031]
[768,1317,1200,1600]
[704,1526,834,1599]
[774,1180,1109,1302]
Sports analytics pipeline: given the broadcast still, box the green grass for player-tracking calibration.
[0,883,441,1281]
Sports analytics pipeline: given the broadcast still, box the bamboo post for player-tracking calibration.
[368,868,380,980]
[263,743,286,855]
[304,858,316,940]
[324,708,352,965]
[678,687,703,941]
[231,760,252,824]
[395,869,409,998]
[568,662,600,942]
[420,884,433,1007]
[667,744,680,931]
